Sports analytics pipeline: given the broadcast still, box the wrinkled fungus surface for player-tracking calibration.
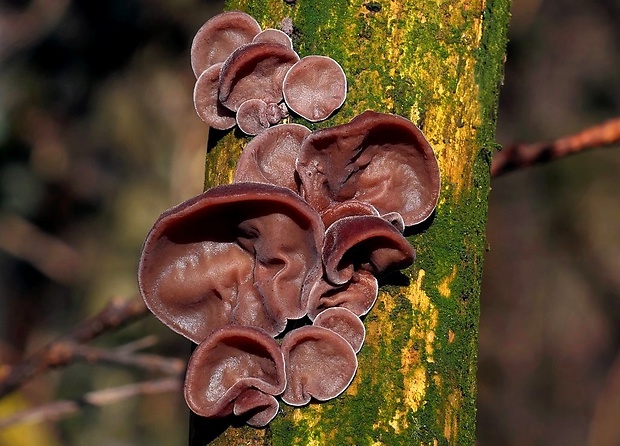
[140,10,441,428]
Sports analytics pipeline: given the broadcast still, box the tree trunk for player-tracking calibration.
[192,0,510,444]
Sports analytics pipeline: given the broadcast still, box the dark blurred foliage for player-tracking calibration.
[0,0,619,444]
[479,0,620,445]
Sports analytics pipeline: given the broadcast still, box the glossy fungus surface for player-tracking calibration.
[193,63,236,130]
[138,183,324,343]
[184,326,285,423]
[234,123,311,191]
[219,42,299,112]
[281,326,358,406]
[283,55,347,122]
[313,307,366,353]
[296,111,441,226]
[191,11,261,77]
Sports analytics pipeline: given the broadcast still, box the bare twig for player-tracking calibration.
[0,377,182,429]
[491,117,620,177]
[0,297,149,398]
[69,343,185,375]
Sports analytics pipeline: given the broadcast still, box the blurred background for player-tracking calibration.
[0,0,618,445]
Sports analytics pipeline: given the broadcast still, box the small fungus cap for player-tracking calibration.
[234,123,311,192]
[322,214,415,286]
[313,307,366,353]
[219,42,299,112]
[193,62,236,130]
[184,326,286,421]
[296,111,441,226]
[281,326,358,406]
[253,28,293,49]
[191,11,261,77]
[236,99,270,135]
[282,55,347,122]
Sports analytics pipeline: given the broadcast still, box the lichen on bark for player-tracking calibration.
[193,0,510,444]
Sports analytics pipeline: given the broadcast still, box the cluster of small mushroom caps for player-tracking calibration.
[138,11,441,427]
[191,11,347,135]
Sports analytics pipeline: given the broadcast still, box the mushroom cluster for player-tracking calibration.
[138,11,441,428]
[192,11,347,135]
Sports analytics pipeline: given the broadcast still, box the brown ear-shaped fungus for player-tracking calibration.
[234,123,311,191]
[138,183,324,342]
[306,269,378,320]
[282,55,347,122]
[320,200,379,229]
[253,28,293,49]
[313,307,366,353]
[191,11,261,77]
[233,390,280,427]
[184,326,285,421]
[236,99,270,135]
[281,326,357,406]
[296,111,440,226]
[194,63,236,130]
[322,215,415,286]
[219,43,299,112]
[381,211,406,233]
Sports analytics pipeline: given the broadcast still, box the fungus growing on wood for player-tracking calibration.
[296,111,441,226]
[253,28,293,49]
[313,307,366,353]
[321,215,415,286]
[193,62,236,130]
[191,11,261,77]
[219,42,299,112]
[137,183,324,343]
[283,55,347,122]
[234,123,311,191]
[184,326,285,427]
[280,326,358,406]
[236,99,270,135]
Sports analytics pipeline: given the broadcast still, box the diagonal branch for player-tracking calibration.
[0,377,182,429]
[491,117,620,177]
[0,297,149,398]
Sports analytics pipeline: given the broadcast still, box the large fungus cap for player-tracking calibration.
[191,11,261,77]
[138,183,325,343]
[219,42,299,112]
[281,326,358,406]
[322,215,415,286]
[283,55,347,122]
[234,123,311,191]
[193,62,236,130]
[184,326,285,423]
[313,307,366,353]
[296,111,441,226]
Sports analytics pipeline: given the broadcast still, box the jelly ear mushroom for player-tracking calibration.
[283,55,347,122]
[253,28,293,49]
[281,326,358,406]
[322,215,415,286]
[184,326,285,424]
[236,99,270,135]
[296,111,441,226]
[193,62,236,130]
[191,11,261,77]
[234,123,311,191]
[219,42,299,112]
[137,183,324,342]
[306,269,378,320]
[313,307,366,353]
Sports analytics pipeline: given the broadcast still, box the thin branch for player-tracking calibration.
[0,377,182,429]
[68,343,185,376]
[0,297,149,398]
[491,117,620,177]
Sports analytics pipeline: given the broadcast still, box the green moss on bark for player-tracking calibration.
[191,0,511,444]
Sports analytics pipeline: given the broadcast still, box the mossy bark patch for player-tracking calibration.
[191,0,510,444]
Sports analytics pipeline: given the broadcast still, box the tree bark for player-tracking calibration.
[193,0,510,444]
